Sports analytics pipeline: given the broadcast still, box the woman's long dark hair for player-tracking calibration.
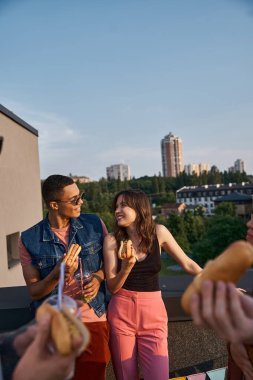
[113,189,156,253]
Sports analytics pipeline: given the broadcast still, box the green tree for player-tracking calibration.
[183,211,206,246]
[192,215,247,266]
[165,213,190,253]
[214,202,236,217]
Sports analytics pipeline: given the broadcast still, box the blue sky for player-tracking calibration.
[0,0,253,180]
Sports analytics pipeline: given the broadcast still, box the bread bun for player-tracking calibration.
[118,240,132,259]
[36,302,90,355]
[181,240,253,315]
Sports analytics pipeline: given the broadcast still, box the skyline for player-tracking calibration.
[1,0,253,180]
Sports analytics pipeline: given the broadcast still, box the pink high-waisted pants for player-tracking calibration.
[108,288,169,380]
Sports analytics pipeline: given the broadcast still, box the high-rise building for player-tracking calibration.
[161,133,183,177]
[184,163,210,176]
[106,164,131,181]
[234,159,245,173]
[228,159,245,173]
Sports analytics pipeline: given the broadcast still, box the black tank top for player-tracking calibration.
[119,237,161,292]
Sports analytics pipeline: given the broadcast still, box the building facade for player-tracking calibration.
[106,163,131,181]
[71,175,92,184]
[184,163,210,176]
[0,104,42,287]
[234,159,245,173]
[228,159,245,173]
[161,133,183,177]
[176,182,253,216]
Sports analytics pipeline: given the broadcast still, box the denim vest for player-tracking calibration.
[21,214,106,317]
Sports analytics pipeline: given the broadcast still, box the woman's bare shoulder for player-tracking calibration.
[155,224,167,235]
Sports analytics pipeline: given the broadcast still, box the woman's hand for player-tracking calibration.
[121,244,136,272]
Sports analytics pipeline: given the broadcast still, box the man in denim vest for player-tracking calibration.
[19,175,110,380]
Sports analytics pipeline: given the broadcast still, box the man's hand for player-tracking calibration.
[63,244,81,282]
[83,272,102,301]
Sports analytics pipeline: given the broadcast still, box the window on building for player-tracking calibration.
[0,136,3,154]
[7,232,20,269]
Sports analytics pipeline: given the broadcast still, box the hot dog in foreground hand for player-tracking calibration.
[181,240,253,315]
[36,303,90,355]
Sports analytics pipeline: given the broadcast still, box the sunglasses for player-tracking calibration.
[55,191,85,206]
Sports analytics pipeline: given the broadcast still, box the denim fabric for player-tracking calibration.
[21,214,106,317]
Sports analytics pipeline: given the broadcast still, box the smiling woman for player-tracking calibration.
[103,188,202,380]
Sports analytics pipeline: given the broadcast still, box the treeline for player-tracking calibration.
[79,168,251,215]
[76,170,250,266]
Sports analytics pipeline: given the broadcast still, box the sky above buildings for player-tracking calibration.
[0,0,253,180]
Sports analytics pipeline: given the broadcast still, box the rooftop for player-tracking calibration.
[1,271,253,378]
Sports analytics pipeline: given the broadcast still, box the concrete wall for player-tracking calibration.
[0,111,42,287]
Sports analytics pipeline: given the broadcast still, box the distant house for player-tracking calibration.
[71,175,92,184]
[160,202,186,217]
[0,104,42,287]
[214,192,252,220]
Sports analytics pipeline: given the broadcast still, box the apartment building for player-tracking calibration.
[0,104,42,287]
[161,133,184,177]
[176,182,253,216]
[184,163,210,176]
[106,163,131,181]
[228,159,245,173]
[71,175,92,183]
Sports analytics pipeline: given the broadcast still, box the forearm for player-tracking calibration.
[183,260,202,275]
[27,267,59,300]
[106,268,131,294]
[93,267,105,283]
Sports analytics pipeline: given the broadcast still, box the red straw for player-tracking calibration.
[79,258,84,296]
